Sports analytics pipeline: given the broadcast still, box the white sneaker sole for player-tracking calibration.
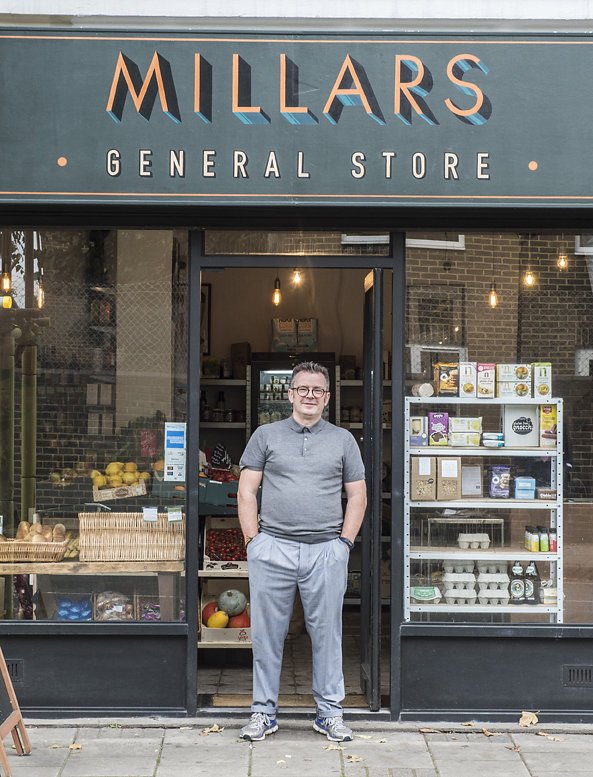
[312,721,353,742]
[241,723,279,742]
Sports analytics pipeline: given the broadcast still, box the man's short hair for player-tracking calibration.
[291,361,330,390]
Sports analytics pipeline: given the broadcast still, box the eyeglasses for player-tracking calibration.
[290,385,329,398]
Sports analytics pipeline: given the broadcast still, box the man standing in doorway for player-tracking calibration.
[238,361,367,742]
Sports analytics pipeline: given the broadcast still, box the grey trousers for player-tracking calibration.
[247,532,349,717]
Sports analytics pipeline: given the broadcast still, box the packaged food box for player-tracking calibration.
[271,318,298,352]
[496,363,532,382]
[410,586,442,603]
[477,562,508,575]
[443,561,475,574]
[458,362,477,397]
[477,591,510,605]
[537,487,557,500]
[444,588,478,605]
[428,412,449,446]
[503,405,539,447]
[482,439,505,448]
[476,363,496,398]
[433,362,459,396]
[496,380,532,399]
[482,432,504,440]
[514,475,536,500]
[437,457,462,501]
[409,416,428,447]
[442,573,476,591]
[410,457,436,501]
[296,318,318,352]
[449,432,481,447]
[488,465,511,498]
[477,573,510,591]
[461,464,483,497]
[449,417,482,432]
[533,362,552,399]
[539,404,558,449]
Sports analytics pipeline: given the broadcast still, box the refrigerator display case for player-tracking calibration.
[250,352,336,432]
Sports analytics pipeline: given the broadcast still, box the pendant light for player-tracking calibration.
[272,276,282,307]
[488,282,499,308]
[1,254,11,308]
[37,271,45,309]
[1,271,10,293]
[522,234,536,287]
[292,269,302,286]
[557,233,569,271]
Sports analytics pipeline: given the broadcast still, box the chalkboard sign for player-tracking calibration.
[0,648,30,776]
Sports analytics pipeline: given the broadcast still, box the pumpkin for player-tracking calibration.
[217,589,247,617]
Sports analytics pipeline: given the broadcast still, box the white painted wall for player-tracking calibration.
[2,0,593,25]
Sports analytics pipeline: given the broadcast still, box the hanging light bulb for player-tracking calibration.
[1,271,10,293]
[292,269,302,286]
[523,269,536,287]
[2,295,12,309]
[557,253,568,271]
[488,283,499,308]
[272,276,282,307]
[37,280,45,309]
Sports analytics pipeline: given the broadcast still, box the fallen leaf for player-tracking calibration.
[536,732,563,741]
[355,734,373,739]
[201,723,224,735]
[482,729,495,737]
[506,745,521,752]
[419,727,439,733]
[49,744,63,749]
[519,711,539,728]
[276,759,287,767]
[346,754,364,763]
[323,744,343,751]
[462,721,474,727]
[108,723,122,729]
[284,754,292,758]
[179,726,193,730]
[69,743,82,751]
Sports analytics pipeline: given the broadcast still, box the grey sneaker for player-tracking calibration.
[313,715,353,742]
[240,712,279,741]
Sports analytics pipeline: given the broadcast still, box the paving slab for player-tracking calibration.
[520,751,593,774]
[511,732,593,750]
[434,765,532,777]
[60,755,157,777]
[428,741,524,761]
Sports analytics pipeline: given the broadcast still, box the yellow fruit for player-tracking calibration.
[207,611,229,628]
[92,475,107,488]
[108,477,123,487]
[105,462,122,476]
[137,472,151,482]
[90,469,102,479]
[124,462,137,472]
[121,472,137,485]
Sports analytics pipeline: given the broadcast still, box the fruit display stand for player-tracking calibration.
[199,578,251,647]
[202,517,247,572]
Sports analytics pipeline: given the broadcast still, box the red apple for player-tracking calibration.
[201,601,218,625]
[228,609,251,628]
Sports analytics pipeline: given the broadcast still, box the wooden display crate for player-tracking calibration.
[203,516,247,571]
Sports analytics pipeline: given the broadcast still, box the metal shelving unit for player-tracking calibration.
[404,396,563,622]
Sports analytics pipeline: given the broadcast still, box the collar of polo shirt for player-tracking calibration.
[287,417,326,434]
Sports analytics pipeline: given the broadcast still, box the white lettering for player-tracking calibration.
[264,151,281,178]
[202,149,216,178]
[444,152,459,180]
[351,152,366,179]
[139,149,153,177]
[233,150,248,178]
[382,151,396,179]
[412,152,426,179]
[477,152,490,180]
[297,151,310,179]
[106,149,121,177]
[169,150,185,177]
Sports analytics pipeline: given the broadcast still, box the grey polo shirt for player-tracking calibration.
[239,416,365,543]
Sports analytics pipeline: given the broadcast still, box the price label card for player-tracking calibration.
[167,506,183,523]
[143,506,158,522]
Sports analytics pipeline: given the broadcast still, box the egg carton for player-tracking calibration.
[477,591,511,605]
[477,562,508,575]
[457,533,490,549]
[444,588,477,605]
[442,573,477,591]
[477,573,510,592]
[443,562,475,574]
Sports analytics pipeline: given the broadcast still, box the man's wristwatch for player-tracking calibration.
[339,536,354,550]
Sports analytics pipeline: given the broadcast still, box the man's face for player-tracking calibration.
[288,371,330,425]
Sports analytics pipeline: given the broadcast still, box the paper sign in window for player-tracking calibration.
[441,460,458,478]
[418,458,431,476]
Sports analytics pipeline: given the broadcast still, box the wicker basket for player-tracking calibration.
[78,512,185,562]
[0,539,69,563]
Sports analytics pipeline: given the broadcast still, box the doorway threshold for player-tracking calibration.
[197,703,393,720]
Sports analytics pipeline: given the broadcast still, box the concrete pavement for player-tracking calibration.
[5,718,593,777]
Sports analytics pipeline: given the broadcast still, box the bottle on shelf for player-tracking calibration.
[538,526,549,553]
[217,391,226,410]
[200,390,211,421]
[510,561,526,604]
[549,528,557,552]
[524,561,541,605]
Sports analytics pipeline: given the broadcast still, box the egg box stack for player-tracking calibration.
[200,578,251,643]
[441,561,510,606]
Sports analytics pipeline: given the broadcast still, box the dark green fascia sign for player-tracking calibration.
[1,30,593,207]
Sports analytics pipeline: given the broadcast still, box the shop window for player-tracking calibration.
[341,232,466,250]
[0,228,188,622]
[204,230,389,256]
[574,234,593,254]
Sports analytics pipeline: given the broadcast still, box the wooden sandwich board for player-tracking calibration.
[0,647,31,776]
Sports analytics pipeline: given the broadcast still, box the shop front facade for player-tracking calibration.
[2,27,593,720]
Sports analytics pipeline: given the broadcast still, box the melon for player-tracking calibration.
[228,609,250,628]
[207,611,229,628]
[217,589,247,617]
[201,601,218,626]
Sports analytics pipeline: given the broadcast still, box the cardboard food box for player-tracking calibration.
[496,363,532,382]
[449,432,481,447]
[409,416,428,447]
[433,362,459,396]
[514,476,536,500]
[503,405,539,447]
[458,362,478,397]
[461,464,483,498]
[449,417,482,433]
[410,456,437,501]
[540,404,558,449]
[476,363,496,398]
[437,457,462,501]
[532,362,552,399]
[203,516,248,571]
[537,487,557,500]
[428,412,449,446]
[200,578,251,644]
[496,380,532,399]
